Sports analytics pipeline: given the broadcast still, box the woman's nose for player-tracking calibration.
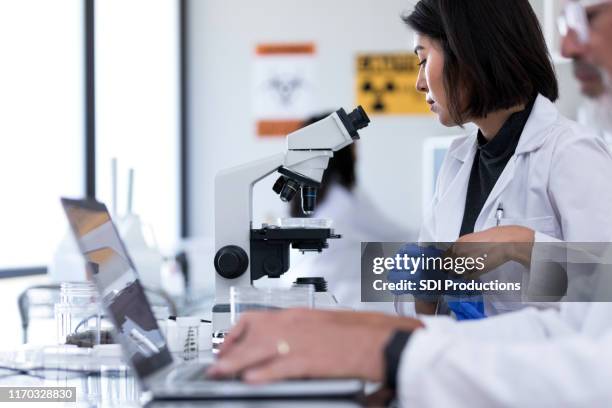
[416,71,428,94]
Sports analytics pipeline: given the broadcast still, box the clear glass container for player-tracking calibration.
[55,282,102,347]
[208,286,314,354]
[275,218,333,229]
[230,286,314,326]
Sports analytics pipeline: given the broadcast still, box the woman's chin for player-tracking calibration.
[436,114,455,127]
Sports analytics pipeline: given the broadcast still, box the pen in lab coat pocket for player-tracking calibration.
[496,203,504,227]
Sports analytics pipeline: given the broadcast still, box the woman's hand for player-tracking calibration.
[207,309,423,384]
[450,226,535,278]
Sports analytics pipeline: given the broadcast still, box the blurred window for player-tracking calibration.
[0,0,84,273]
[95,0,181,252]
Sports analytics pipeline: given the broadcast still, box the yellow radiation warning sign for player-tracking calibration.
[356,53,430,115]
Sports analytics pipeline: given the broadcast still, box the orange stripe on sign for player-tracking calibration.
[257,120,303,137]
[256,43,315,55]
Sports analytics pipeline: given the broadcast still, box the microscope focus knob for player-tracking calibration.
[214,246,249,279]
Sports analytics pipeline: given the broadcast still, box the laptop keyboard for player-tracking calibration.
[173,363,239,383]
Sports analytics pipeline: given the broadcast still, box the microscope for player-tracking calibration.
[212,106,370,331]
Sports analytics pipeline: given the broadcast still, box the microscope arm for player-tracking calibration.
[214,153,286,301]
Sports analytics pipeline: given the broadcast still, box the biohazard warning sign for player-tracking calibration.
[253,43,317,137]
[356,53,430,115]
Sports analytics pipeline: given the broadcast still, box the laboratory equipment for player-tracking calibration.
[49,161,163,287]
[213,107,370,332]
[293,277,338,309]
[61,198,364,401]
[276,218,333,229]
[48,233,87,283]
[165,316,211,354]
[116,213,163,290]
[176,317,200,361]
[18,284,61,344]
[114,164,164,290]
[229,286,314,327]
[55,282,107,347]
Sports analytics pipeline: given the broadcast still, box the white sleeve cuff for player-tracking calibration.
[397,329,452,408]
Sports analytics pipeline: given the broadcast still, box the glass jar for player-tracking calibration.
[230,286,314,326]
[211,286,314,353]
[55,282,102,347]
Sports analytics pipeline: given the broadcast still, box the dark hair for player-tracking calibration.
[289,113,356,218]
[404,0,559,124]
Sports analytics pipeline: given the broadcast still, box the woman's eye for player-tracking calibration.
[417,59,427,67]
[586,10,599,23]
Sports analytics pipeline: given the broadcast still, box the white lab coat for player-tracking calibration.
[398,294,612,407]
[414,94,612,316]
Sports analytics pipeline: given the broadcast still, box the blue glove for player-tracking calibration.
[386,243,486,320]
[447,300,486,320]
[386,244,445,302]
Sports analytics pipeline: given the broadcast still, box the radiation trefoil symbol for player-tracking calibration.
[360,78,397,113]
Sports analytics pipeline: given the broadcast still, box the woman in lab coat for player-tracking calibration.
[404,0,612,316]
[209,1,612,405]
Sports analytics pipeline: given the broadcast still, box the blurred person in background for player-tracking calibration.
[285,114,415,312]
[583,0,612,75]
[560,0,612,143]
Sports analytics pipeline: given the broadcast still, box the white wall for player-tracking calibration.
[187,0,583,238]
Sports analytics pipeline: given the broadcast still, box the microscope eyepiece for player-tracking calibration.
[336,105,370,139]
[301,186,317,215]
[348,106,370,131]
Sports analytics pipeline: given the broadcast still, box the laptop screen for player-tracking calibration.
[61,198,173,379]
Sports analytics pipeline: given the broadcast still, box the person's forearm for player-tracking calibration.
[320,310,425,332]
[504,227,535,267]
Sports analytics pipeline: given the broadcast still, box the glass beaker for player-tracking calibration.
[55,282,102,347]
[229,286,314,326]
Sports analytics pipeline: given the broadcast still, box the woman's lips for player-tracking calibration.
[427,100,436,112]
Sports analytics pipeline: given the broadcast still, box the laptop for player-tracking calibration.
[61,198,363,400]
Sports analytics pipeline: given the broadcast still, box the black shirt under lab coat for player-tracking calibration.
[459,98,536,237]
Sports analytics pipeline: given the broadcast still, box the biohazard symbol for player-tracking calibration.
[266,74,304,107]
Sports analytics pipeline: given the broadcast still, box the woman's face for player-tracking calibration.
[414,34,454,126]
